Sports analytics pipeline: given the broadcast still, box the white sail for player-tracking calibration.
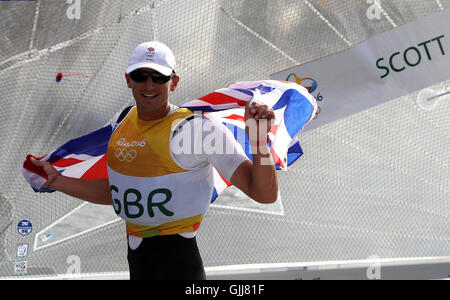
[1,0,449,279]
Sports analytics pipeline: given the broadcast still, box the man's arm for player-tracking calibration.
[30,157,112,205]
[230,101,278,204]
[230,150,278,204]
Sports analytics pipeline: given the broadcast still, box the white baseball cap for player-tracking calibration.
[126,41,176,76]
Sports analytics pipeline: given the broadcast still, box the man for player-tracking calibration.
[30,41,278,280]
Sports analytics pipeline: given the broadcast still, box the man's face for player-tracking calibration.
[125,68,179,120]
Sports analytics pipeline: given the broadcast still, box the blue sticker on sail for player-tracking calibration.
[17,220,32,236]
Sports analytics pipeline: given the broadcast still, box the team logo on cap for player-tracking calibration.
[145,47,156,60]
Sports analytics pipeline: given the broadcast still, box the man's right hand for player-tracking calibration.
[28,156,112,205]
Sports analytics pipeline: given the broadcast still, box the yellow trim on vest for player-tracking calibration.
[126,214,202,238]
[107,107,194,178]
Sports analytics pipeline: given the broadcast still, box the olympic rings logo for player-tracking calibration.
[115,148,137,162]
[286,73,318,93]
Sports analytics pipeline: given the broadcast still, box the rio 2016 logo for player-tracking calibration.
[286,73,323,120]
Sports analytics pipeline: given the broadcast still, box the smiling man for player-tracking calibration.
[30,41,278,280]
[125,42,180,121]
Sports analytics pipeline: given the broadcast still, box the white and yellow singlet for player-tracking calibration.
[107,106,248,239]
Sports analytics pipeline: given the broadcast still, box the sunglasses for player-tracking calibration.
[129,70,174,84]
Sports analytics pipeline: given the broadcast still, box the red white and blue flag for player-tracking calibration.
[22,80,317,201]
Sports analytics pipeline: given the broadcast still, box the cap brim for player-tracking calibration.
[126,62,173,76]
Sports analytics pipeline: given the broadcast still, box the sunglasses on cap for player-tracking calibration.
[129,70,174,84]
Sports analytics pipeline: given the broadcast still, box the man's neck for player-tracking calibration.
[137,103,171,121]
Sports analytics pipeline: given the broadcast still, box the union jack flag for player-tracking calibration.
[22,80,317,202]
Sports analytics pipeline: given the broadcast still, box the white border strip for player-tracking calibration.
[207,256,450,274]
[4,256,450,280]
